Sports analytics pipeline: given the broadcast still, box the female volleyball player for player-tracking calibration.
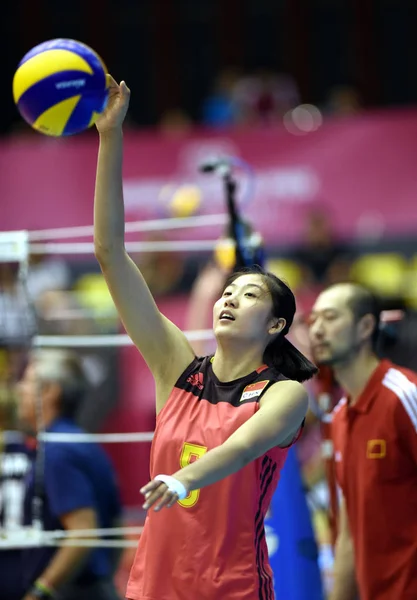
[94,76,318,600]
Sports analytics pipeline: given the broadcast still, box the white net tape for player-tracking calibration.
[0,526,143,549]
[29,239,219,255]
[45,526,143,538]
[39,431,154,443]
[34,329,214,348]
[1,213,227,256]
[28,213,227,241]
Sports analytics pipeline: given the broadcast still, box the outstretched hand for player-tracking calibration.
[140,478,188,512]
[95,75,131,134]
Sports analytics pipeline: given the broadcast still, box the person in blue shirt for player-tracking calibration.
[15,349,122,600]
[0,429,31,600]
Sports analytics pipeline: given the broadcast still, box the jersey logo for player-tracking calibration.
[0,451,31,529]
[334,451,342,462]
[187,372,204,391]
[367,439,386,459]
[240,380,269,402]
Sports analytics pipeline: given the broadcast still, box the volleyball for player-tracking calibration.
[12,38,109,137]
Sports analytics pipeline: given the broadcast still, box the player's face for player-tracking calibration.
[16,363,39,428]
[308,287,359,366]
[213,273,276,343]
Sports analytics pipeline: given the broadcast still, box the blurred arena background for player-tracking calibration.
[1,1,417,598]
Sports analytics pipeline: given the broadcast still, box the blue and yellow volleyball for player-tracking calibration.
[12,38,109,136]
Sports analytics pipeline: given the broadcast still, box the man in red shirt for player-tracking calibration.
[308,283,417,600]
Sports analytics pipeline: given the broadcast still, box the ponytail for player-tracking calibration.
[264,336,318,383]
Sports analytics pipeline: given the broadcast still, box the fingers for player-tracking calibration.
[165,492,179,508]
[105,75,131,96]
[106,74,119,89]
[141,481,166,509]
[140,480,161,496]
[155,489,179,511]
[120,81,131,96]
[141,481,179,511]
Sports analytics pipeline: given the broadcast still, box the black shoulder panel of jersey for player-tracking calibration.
[174,355,288,407]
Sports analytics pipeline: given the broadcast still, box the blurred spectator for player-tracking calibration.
[3,349,123,600]
[27,254,71,304]
[232,69,300,126]
[0,264,36,434]
[201,68,241,127]
[137,233,186,297]
[379,310,417,373]
[35,288,104,337]
[158,108,193,136]
[0,428,30,600]
[0,348,22,431]
[324,85,362,117]
[0,257,125,437]
[0,264,37,346]
[293,208,349,286]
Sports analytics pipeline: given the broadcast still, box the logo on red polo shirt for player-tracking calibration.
[187,372,204,391]
[367,439,386,459]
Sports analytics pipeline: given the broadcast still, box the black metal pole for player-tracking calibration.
[223,172,247,269]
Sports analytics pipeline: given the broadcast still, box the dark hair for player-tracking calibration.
[223,265,318,382]
[32,350,88,419]
[345,284,381,351]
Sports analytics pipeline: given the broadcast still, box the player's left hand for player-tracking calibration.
[140,478,188,512]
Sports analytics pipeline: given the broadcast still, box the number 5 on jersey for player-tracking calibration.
[178,442,207,508]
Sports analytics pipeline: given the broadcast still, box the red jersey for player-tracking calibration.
[126,356,295,600]
[332,360,417,600]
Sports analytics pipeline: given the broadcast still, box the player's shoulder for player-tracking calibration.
[381,362,417,427]
[45,419,85,458]
[174,355,207,384]
[381,362,417,401]
[382,362,417,386]
[50,417,83,433]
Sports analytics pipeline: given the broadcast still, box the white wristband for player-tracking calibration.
[154,474,188,500]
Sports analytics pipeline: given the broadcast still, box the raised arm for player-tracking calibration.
[94,77,195,406]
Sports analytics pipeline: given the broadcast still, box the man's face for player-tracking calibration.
[16,363,39,429]
[308,287,360,366]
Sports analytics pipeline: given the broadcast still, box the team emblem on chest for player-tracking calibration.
[240,380,270,402]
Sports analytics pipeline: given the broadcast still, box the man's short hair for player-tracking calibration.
[31,349,88,419]
[345,284,381,350]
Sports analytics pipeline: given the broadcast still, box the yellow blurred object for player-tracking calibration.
[74,273,115,316]
[403,255,417,308]
[350,253,407,297]
[214,239,236,271]
[266,258,303,290]
[0,350,9,379]
[169,185,202,217]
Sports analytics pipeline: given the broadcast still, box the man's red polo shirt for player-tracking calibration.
[332,360,417,600]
